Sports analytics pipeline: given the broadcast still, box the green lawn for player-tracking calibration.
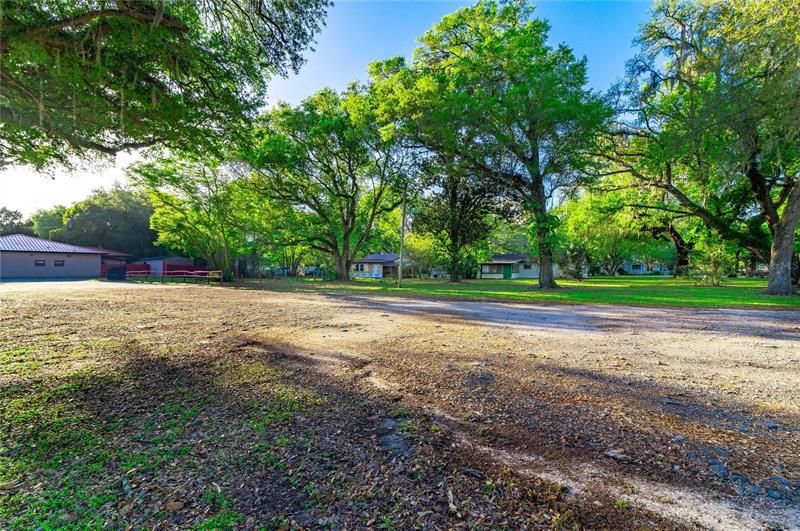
[241,276,800,310]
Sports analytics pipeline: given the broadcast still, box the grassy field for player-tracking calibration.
[243,276,800,310]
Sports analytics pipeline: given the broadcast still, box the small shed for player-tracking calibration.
[82,247,134,275]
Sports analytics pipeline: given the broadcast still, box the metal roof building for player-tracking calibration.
[0,233,109,254]
[0,234,105,280]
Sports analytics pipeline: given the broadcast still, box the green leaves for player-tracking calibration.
[371,0,611,287]
[246,85,409,278]
[130,156,247,279]
[618,0,800,292]
[0,0,330,168]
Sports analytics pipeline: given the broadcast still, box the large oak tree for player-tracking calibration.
[132,156,247,280]
[247,87,411,280]
[1,0,329,168]
[374,1,611,288]
[615,0,800,294]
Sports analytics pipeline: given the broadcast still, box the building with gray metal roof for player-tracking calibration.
[0,234,105,280]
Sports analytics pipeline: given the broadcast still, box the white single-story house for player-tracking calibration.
[621,260,671,275]
[478,253,561,280]
[0,234,105,279]
[133,256,195,274]
[351,253,413,279]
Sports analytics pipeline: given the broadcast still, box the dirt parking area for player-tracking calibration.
[1,281,798,529]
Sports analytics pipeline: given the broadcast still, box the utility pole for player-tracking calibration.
[398,185,407,288]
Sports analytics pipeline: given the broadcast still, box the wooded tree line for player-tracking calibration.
[1,188,162,257]
[2,1,798,293]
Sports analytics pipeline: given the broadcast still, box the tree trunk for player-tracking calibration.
[665,224,691,276]
[745,254,756,277]
[765,183,800,295]
[447,255,461,282]
[746,156,800,294]
[332,253,350,281]
[529,179,558,289]
[449,266,461,283]
[537,248,557,288]
[766,220,798,294]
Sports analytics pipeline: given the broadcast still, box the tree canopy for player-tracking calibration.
[413,155,508,281]
[372,1,611,288]
[246,86,412,280]
[0,0,329,168]
[611,0,800,293]
[31,186,162,256]
[132,156,246,279]
[0,206,34,235]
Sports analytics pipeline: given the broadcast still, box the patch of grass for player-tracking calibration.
[397,420,417,433]
[196,489,246,530]
[0,346,40,375]
[194,510,245,530]
[378,515,396,530]
[615,499,631,510]
[241,276,800,310]
[251,445,285,470]
[1,482,115,529]
[275,433,294,447]
[202,488,234,509]
[121,451,159,472]
[250,386,321,433]
[303,481,323,509]
[233,361,280,384]
[391,406,411,417]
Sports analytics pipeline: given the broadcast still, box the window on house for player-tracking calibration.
[34,259,46,267]
[511,264,520,273]
[632,263,643,271]
[481,264,503,274]
[54,260,65,267]
[354,263,364,272]
[522,263,532,269]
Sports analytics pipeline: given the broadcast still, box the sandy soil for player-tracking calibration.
[1,280,798,529]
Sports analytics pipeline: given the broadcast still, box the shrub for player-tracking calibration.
[689,240,736,287]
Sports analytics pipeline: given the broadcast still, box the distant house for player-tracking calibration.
[133,256,196,274]
[351,253,413,279]
[621,260,670,275]
[478,253,560,280]
[0,234,106,279]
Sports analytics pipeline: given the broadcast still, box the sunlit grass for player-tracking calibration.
[242,276,799,310]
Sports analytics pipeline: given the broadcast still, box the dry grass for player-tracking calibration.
[2,280,798,529]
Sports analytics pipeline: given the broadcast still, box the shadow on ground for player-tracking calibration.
[0,333,672,529]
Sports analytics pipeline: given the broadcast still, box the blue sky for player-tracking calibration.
[2,1,653,216]
[267,0,652,106]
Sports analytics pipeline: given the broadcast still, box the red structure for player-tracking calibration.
[101,263,149,275]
